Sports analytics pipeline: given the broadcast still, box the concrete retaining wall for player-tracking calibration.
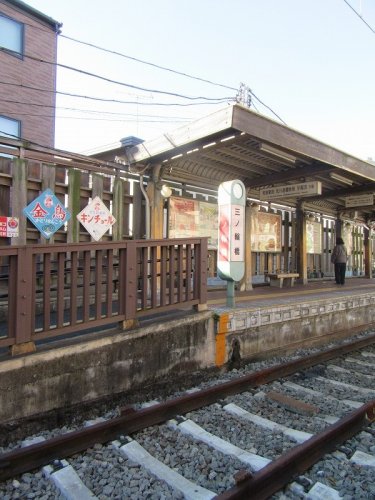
[1,290,374,424]
[216,291,375,362]
[0,312,214,424]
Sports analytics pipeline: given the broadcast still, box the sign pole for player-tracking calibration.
[217,180,246,308]
[227,279,235,307]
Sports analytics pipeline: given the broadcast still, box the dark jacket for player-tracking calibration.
[331,244,347,264]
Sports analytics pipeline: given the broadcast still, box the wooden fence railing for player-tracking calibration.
[0,238,208,355]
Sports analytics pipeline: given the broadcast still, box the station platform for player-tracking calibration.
[1,276,375,424]
[207,276,375,310]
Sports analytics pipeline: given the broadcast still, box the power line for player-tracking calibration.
[6,9,287,123]
[0,81,232,107]
[61,34,237,93]
[61,35,286,123]
[0,47,233,102]
[20,16,286,122]
[342,0,375,34]
[1,112,190,123]
[0,97,201,119]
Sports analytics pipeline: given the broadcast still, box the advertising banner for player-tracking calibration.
[168,196,218,249]
[306,221,322,254]
[0,217,19,237]
[251,212,282,252]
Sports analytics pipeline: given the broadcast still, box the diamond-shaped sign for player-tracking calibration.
[23,189,71,239]
[77,196,116,241]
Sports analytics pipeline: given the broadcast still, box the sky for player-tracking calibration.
[25,0,375,160]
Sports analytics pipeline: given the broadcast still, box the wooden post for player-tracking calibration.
[67,169,81,243]
[147,181,164,239]
[112,176,124,240]
[11,158,28,245]
[11,246,35,355]
[132,181,144,239]
[364,227,372,278]
[121,240,138,329]
[296,201,307,284]
[194,237,208,311]
[239,205,253,291]
[92,173,103,199]
[283,211,290,271]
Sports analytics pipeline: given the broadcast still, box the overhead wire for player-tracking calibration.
[0,97,200,120]
[342,0,375,35]
[0,48,233,102]
[60,34,286,123]
[60,34,237,92]
[1,11,289,137]
[2,112,190,123]
[0,81,233,106]
[1,19,286,122]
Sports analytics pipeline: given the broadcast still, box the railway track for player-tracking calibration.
[0,333,374,499]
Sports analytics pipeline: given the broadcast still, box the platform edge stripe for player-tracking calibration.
[176,419,271,471]
[118,440,216,500]
[223,403,313,443]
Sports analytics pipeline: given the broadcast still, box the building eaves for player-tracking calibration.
[2,0,62,31]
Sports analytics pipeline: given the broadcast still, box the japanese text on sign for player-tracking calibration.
[259,181,322,201]
[23,189,71,239]
[77,196,116,241]
[0,217,19,237]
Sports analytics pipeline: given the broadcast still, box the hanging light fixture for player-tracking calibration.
[160,184,172,198]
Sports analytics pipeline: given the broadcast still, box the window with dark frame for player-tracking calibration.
[0,115,20,139]
[0,115,21,158]
[0,13,24,57]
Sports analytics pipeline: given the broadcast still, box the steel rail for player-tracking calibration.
[0,332,374,481]
[215,400,375,500]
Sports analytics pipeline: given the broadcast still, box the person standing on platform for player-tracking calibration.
[331,237,348,285]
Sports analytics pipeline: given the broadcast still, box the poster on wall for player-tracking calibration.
[342,224,353,256]
[168,196,218,249]
[0,216,19,237]
[250,211,281,252]
[306,221,322,254]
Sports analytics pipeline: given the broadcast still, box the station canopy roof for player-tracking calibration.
[96,104,375,220]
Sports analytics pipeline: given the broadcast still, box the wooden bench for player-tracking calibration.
[265,272,299,288]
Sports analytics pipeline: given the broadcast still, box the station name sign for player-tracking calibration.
[259,181,322,201]
[345,194,374,208]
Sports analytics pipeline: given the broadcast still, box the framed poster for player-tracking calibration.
[342,224,353,256]
[168,196,218,249]
[251,211,281,252]
[306,221,322,254]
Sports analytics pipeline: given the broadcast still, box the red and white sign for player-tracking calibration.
[0,217,19,237]
[77,197,116,241]
[217,180,246,282]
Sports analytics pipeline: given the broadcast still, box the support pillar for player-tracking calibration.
[335,217,343,239]
[364,227,372,278]
[146,165,164,240]
[239,205,253,291]
[296,201,308,284]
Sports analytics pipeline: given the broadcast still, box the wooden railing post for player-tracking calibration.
[121,240,138,330]
[194,238,208,312]
[11,246,35,355]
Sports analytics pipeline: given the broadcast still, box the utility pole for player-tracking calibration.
[236,83,252,109]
